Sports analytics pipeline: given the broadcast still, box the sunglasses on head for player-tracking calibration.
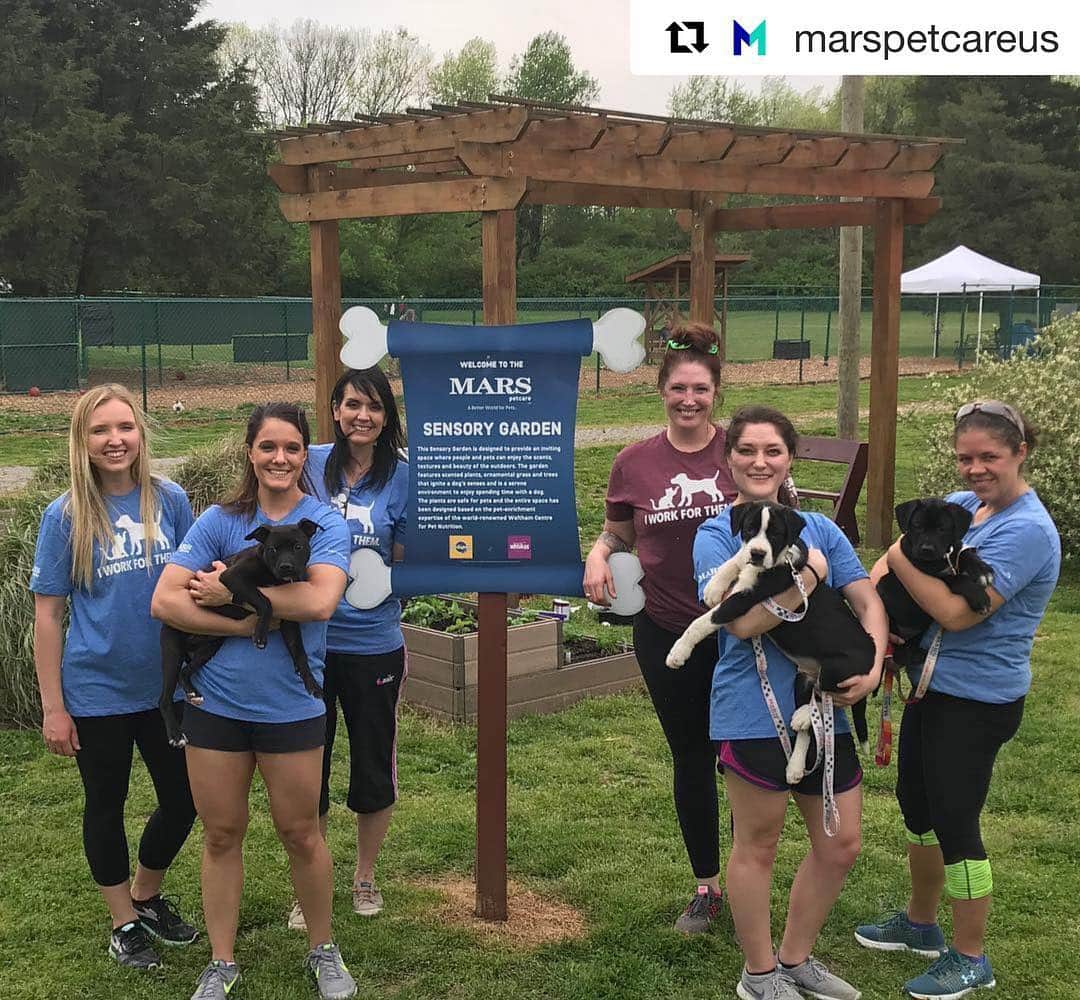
[667,338,719,356]
[955,400,1025,436]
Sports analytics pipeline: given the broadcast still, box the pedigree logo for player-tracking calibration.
[733,19,767,55]
[449,535,474,559]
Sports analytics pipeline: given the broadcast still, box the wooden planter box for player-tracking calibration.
[402,605,642,723]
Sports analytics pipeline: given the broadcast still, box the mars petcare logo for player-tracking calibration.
[733,18,767,55]
[507,535,532,560]
[448,376,532,396]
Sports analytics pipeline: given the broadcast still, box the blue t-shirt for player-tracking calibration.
[29,479,194,717]
[694,510,869,741]
[306,444,408,654]
[170,495,350,723]
[909,490,1060,703]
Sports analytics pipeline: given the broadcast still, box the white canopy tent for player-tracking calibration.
[901,245,1041,361]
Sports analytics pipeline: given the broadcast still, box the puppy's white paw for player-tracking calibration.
[790,705,813,731]
[666,642,690,670]
[786,760,806,784]
[703,573,730,608]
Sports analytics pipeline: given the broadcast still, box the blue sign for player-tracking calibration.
[388,319,592,596]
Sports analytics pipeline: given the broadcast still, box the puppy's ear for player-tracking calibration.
[729,502,752,536]
[895,499,920,533]
[298,518,321,538]
[946,502,973,542]
[245,526,271,544]
[779,506,806,539]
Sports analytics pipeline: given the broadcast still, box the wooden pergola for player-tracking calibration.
[624,252,751,361]
[269,95,959,919]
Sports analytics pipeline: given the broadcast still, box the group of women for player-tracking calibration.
[32,369,407,1000]
[33,323,1059,1000]
[586,325,1060,1000]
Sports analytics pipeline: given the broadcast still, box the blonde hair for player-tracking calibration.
[64,384,160,590]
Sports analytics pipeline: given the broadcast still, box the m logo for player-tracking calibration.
[733,19,766,55]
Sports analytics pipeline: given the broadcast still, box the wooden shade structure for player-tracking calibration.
[625,252,751,361]
[269,95,959,920]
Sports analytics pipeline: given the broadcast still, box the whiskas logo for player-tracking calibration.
[507,535,532,560]
[448,376,532,396]
[733,19,767,55]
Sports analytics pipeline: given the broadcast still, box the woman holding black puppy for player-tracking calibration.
[287,367,408,930]
[152,402,356,1000]
[694,405,886,1000]
[855,401,1059,1000]
[31,384,199,971]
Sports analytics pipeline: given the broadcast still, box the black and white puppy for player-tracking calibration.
[159,519,322,747]
[667,501,876,779]
[876,498,994,668]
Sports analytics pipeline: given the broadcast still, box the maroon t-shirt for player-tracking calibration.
[606,428,737,632]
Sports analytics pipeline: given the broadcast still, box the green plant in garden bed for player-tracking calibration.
[401,595,540,634]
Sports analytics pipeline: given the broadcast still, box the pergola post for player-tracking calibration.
[307,165,343,444]
[476,209,516,922]
[690,193,717,327]
[867,198,904,548]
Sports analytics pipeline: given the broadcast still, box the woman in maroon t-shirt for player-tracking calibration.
[584,322,736,934]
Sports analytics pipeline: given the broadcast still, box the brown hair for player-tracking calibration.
[954,403,1038,456]
[656,322,723,390]
[724,405,800,507]
[222,402,313,517]
[64,384,161,590]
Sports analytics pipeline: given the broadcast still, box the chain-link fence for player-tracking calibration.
[0,289,1075,407]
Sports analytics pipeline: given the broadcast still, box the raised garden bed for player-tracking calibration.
[401,597,641,723]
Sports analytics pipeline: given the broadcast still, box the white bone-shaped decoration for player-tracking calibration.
[344,546,393,610]
[339,307,388,370]
[607,551,646,617]
[592,308,646,373]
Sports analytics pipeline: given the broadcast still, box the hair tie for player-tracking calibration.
[667,338,719,356]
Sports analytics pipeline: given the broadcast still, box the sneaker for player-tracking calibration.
[132,894,198,945]
[904,948,995,1000]
[778,954,861,1000]
[306,942,358,999]
[191,960,240,1000]
[352,880,384,917]
[737,967,804,1000]
[855,909,946,959]
[288,899,307,932]
[674,884,724,935]
[109,920,162,970]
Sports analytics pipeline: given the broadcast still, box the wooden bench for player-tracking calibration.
[795,436,869,546]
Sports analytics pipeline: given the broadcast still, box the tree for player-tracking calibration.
[429,37,499,105]
[352,27,432,116]
[0,0,283,295]
[668,76,836,129]
[504,33,599,262]
[222,19,362,126]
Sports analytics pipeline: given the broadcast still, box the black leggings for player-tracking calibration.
[634,611,722,880]
[896,690,1024,865]
[73,708,197,887]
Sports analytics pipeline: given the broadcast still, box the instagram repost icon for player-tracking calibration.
[449,535,474,560]
[733,19,766,56]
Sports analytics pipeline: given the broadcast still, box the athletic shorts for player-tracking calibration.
[182,704,326,754]
[716,732,862,796]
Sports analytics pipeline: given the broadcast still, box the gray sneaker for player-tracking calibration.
[305,943,357,999]
[190,960,239,1000]
[779,954,861,1000]
[737,967,804,1000]
[352,880,384,917]
[673,885,723,935]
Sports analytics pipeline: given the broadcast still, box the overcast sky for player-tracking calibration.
[199,0,839,116]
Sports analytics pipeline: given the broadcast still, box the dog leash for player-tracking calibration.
[875,629,944,767]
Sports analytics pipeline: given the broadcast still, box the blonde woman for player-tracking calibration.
[30,384,199,970]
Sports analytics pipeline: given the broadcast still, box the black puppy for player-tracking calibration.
[159,519,322,747]
[876,499,994,668]
[666,501,876,762]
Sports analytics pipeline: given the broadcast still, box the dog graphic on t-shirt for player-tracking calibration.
[106,511,167,560]
[648,471,724,511]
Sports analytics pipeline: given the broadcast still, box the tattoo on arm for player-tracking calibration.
[598,530,630,554]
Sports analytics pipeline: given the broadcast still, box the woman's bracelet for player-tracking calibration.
[598,530,630,554]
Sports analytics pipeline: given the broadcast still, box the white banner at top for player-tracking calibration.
[630,0,1079,75]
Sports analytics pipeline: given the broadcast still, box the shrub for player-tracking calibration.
[172,433,246,514]
[916,312,1080,555]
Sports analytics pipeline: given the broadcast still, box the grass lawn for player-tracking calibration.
[2,371,1075,998]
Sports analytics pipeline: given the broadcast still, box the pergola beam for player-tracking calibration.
[455,143,936,200]
[674,197,941,232]
[524,180,695,209]
[279,177,526,223]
